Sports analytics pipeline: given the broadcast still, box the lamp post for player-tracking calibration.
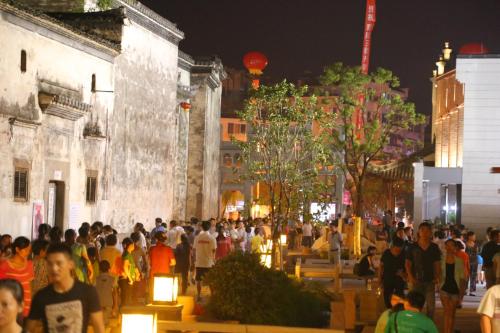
[121,308,157,333]
[150,273,179,305]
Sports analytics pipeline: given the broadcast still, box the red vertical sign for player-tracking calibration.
[357,0,377,131]
[361,0,376,75]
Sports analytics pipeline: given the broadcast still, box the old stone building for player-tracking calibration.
[0,0,224,236]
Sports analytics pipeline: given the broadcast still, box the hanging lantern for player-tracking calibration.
[180,102,191,112]
[243,51,268,75]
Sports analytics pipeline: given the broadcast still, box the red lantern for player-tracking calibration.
[243,52,268,75]
[180,102,191,111]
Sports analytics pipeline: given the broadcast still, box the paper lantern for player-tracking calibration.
[243,51,268,75]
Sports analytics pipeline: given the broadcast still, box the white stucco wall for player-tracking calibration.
[457,56,500,232]
[0,9,115,237]
[109,21,179,231]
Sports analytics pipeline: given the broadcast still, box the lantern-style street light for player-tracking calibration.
[151,274,179,305]
[121,308,157,333]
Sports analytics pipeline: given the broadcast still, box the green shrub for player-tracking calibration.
[204,252,330,327]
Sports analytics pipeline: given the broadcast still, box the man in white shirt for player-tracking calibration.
[328,222,343,266]
[478,284,500,333]
[302,220,313,248]
[167,220,185,249]
[236,221,247,252]
[193,221,217,301]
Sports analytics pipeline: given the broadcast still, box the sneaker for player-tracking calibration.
[469,293,476,296]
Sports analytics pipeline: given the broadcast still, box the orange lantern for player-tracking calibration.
[243,52,268,75]
[180,102,191,112]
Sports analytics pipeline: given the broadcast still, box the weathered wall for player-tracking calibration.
[0,8,114,236]
[186,69,222,220]
[109,22,179,231]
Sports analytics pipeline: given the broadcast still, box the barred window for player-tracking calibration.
[86,174,97,204]
[14,168,28,201]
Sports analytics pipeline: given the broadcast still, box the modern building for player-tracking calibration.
[0,0,224,237]
[414,42,500,234]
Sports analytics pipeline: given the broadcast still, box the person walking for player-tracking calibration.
[174,234,191,295]
[482,229,500,289]
[405,222,441,319]
[31,239,50,295]
[26,243,105,333]
[379,237,406,308]
[118,238,139,306]
[64,229,93,284]
[439,239,465,333]
[215,225,232,260]
[478,284,500,333]
[0,279,25,333]
[328,222,343,266]
[0,237,33,318]
[302,220,313,248]
[193,221,216,302]
[384,291,438,333]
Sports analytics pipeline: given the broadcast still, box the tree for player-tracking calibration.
[235,81,331,263]
[319,63,426,216]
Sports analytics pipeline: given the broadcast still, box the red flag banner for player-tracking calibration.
[357,0,377,132]
[361,0,376,75]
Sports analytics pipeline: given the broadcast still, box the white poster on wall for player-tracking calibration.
[69,203,81,230]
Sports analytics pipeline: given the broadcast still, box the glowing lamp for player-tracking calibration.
[180,102,191,112]
[243,51,268,75]
[121,311,157,333]
[260,253,272,268]
[152,274,179,305]
[280,234,287,245]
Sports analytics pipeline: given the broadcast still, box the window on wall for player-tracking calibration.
[14,167,28,202]
[223,154,232,167]
[20,50,27,73]
[91,74,96,92]
[227,123,246,135]
[86,172,97,204]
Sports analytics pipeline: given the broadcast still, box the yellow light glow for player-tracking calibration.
[122,314,156,333]
[153,275,179,303]
[280,234,287,245]
[260,253,272,268]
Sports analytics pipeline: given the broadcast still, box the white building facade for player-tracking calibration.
[414,49,500,234]
[0,0,224,237]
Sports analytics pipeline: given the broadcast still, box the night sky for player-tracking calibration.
[142,0,500,116]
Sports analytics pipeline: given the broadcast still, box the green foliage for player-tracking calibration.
[235,81,333,224]
[204,252,330,327]
[97,0,113,10]
[318,63,426,215]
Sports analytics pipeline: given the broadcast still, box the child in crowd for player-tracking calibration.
[95,260,118,326]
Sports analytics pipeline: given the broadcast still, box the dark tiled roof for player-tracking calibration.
[0,0,121,51]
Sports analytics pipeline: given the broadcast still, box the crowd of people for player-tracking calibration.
[0,213,499,333]
[0,216,283,333]
[346,210,500,333]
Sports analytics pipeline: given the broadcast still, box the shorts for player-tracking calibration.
[440,289,460,301]
[195,267,210,282]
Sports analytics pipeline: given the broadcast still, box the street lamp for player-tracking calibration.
[151,274,179,305]
[121,309,157,333]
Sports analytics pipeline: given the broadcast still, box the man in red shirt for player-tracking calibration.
[149,232,176,276]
